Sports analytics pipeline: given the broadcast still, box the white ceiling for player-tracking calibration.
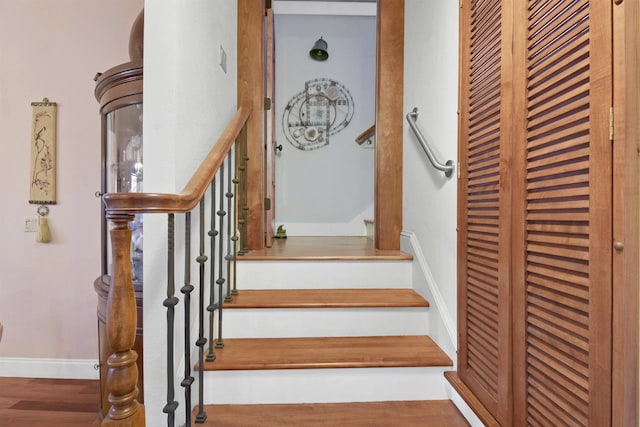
[277,0,375,2]
[273,1,377,16]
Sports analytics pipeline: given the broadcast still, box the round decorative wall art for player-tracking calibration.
[282,78,354,151]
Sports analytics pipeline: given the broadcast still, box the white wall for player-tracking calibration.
[0,0,143,371]
[402,0,459,346]
[274,14,376,236]
[143,1,237,424]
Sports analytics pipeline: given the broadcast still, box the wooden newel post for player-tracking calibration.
[103,213,146,426]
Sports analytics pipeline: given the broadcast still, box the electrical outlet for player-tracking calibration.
[220,45,227,74]
[24,216,38,232]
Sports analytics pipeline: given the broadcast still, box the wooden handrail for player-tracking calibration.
[355,123,375,145]
[103,104,252,215]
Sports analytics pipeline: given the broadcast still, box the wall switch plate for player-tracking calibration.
[220,45,227,74]
[24,216,38,232]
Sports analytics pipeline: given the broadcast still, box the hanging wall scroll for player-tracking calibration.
[30,98,57,204]
[282,78,354,151]
[29,98,57,243]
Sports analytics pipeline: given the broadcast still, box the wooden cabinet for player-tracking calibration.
[457,0,621,425]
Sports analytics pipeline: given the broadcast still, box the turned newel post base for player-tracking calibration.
[102,213,145,426]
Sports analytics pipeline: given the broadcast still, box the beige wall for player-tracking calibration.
[0,0,143,363]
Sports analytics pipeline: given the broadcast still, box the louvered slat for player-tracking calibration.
[528,365,588,417]
[528,334,589,381]
[526,159,589,180]
[528,379,588,426]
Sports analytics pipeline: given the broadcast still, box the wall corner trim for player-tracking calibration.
[400,230,456,350]
[0,357,99,380]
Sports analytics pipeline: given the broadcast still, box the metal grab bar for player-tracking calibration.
[406,107,455,178]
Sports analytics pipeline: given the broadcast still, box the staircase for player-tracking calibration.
[195,237,468,426]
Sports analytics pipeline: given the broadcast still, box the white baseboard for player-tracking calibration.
[400,231,456,351]
[449,384,486,427]
[0,357,99,379]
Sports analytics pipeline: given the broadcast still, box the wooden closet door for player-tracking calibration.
[457,0,514,424]
[511,0,613,425]
[459,0,613,424]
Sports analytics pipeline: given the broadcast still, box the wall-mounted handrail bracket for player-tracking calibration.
[406,107,455,178]
[355,124,376,146]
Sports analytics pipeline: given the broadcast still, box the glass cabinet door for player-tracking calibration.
[105,103,143,282]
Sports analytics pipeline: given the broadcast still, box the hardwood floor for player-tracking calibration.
[0,377,100,426]
[240,236,412,260]
[0,377,470,426]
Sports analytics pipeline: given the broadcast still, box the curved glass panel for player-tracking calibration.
[105,103,143,282]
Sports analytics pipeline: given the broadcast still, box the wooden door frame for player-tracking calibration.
[612,1,639,425]
[265,6,276,247]
[238,0,404,251]
[238,0,266,250]
[374,0,404,250]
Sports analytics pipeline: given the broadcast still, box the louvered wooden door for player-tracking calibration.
[457,0,514,424]
[458,0,613,425]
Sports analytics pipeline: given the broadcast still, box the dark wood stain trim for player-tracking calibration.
[238,0,266,250]
[375,0,404,250]
[612,0,640,425]
[445,371,500,427]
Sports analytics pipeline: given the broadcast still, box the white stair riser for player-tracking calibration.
[202,367,450,404]
[236,261,412,289]
[222,308,429,338]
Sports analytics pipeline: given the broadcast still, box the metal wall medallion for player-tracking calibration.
[282,78,354,150]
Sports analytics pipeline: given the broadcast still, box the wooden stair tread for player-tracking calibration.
[239,236,413,261]
[203,336,452,371]
[196,400,469,426]
[224,289,429,308]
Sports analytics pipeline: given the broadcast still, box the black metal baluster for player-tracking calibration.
[206,178,217,362]
[163,214,179,427]
[238,126,249,255]
[236,138,245,256]
[231,143,240,296]
[242,126,250,255]
[180,213,194,426]
[225,150,234,302]
[216,159,226,349]
[195,201,208,424]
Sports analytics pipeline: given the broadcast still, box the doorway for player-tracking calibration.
[269,10,377,238]
[239,0,404,251]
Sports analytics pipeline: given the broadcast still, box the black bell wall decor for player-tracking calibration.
[309,37,329,61]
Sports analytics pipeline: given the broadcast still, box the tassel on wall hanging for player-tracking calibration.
[29,98,57,243]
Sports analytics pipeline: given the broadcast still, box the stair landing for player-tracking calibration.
[240,236,412,260]
[195,400,469,426]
